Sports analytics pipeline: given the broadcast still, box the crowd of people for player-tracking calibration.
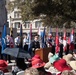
[0,30,76,75]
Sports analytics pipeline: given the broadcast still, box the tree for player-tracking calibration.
[7,0,35,21]
[7,0,76,28]
[32,0,76,27]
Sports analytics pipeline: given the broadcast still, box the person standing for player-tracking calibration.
[69,41,74,54]
[14,34,20,48]
[59,36,63,58]
[23,34,28,51]
[31,36,40,56]
[6,35,12,63]
[65,37,70,55]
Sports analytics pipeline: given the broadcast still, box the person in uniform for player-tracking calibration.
[14,34,20,48]
[6,35,12,63]
[23,34,28,51]
[31,35,40,56]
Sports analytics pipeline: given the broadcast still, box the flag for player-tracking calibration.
[10,24,14,48]
[19,24,23,48]
[1,24,7,53]
[63,29,67,51]
[41,27,46,48]
[69,29,74,50]
[28,24,32,54]
[38,27,41,36]
[48,26,52,38]
[49,26,52,34]
[67,37,70,45]
[47,27,52,47]
[70,28,74,43]
[55,28,59,53]
[30,24,32,41]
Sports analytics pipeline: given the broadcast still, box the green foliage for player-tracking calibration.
[7,0,76,27]
[32,0,76,27]
[7,0,35,21]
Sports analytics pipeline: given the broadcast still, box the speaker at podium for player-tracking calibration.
[35,47,51,63]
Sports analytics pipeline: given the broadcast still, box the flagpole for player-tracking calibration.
[19,24,23,48]
[9,16,13,37]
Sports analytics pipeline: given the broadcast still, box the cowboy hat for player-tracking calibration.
[63,54,74,64]
[28,54,41,62]
[32,58,45,68]
[44,62,53,69]
[0,60,8,73]
[32,54,40,61]
[69,61,76,70]
[53,59,72,72]
[0,60,8,70]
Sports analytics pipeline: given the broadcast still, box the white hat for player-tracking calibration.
[69,61,76,70]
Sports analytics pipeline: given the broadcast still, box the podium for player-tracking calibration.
[35,47,51,62]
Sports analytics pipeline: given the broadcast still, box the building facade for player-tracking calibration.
[7,0,44,36]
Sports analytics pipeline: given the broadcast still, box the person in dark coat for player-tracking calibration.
[52,45,55,55]
[12,58,27,75]
[69,42,74,54]
[23,34,28,52]
[59,37,63,58]
[65,43,69,55]
[16,58,27,70]
[59,43,63,58]
[31,36,40,56]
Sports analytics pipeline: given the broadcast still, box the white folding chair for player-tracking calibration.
[17,71,24,75]
[4,72,12,75]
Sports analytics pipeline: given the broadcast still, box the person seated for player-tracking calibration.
[12,58,27,75]
[0,70,4,75]
[0,60,9,73]
[31,58,52,75]
[24,68,39,75]
[61,70,75,75]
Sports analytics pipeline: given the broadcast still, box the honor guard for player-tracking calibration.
[23,35,28,51]
[14,35,20,48]
[31,36,40,56]
[6,35,12,63]
[23,35,28,46]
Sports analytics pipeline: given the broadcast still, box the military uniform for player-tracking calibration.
[14,37,20,48]
[23,38,28,51]
[31,40,40,56]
